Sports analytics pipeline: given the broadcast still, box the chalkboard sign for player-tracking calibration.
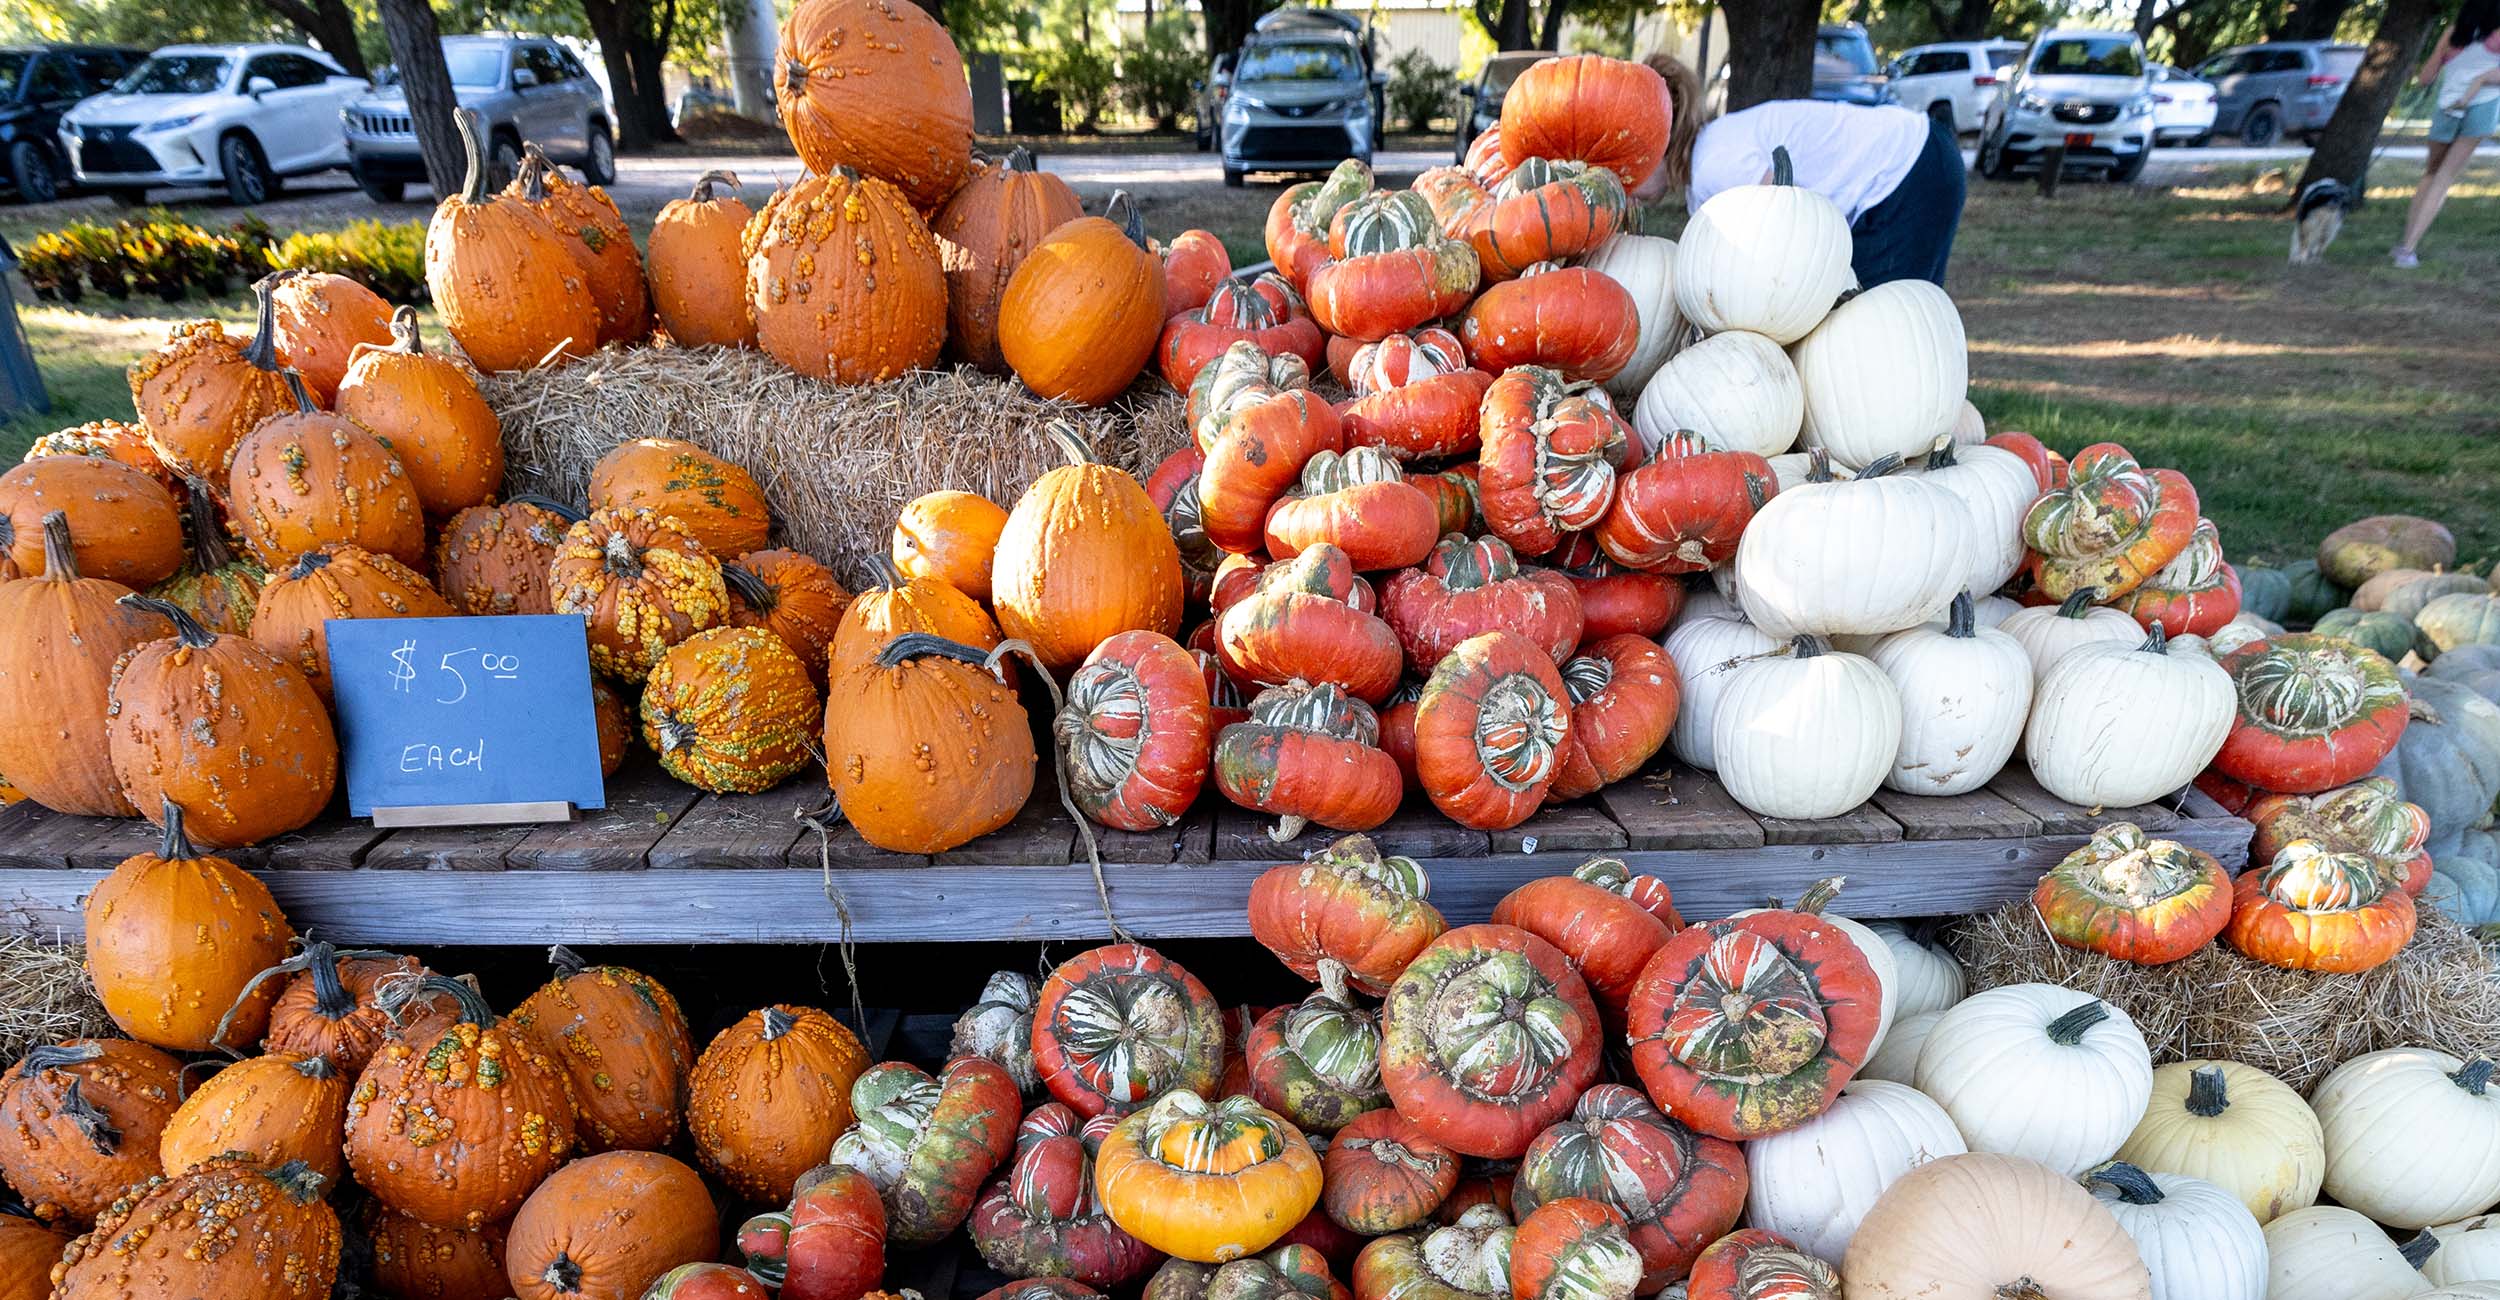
[326,615,608,824]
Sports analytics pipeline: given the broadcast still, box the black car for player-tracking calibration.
[0,44,144,203]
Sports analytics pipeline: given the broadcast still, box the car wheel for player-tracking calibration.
[220,134,276,206]
[2240,103,2280,147]
[1978,130,2015,180]
[489,132,524,192]
[356,170,405,203]
[6,142,59,205]
[107,186,150,208]
[2111,147,2149,183]
[1223,166,1245,188]
[583,122,616,186]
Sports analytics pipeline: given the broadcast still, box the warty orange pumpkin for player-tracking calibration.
[0,1038,182,1225]
[158,1052,348,1184]
[999,195,1168,406]
[0,453,184,586]
[894,489,1010,603]
[936,148,1087,372]
[506,1150,718,1300]
[647,170,757,348]
[510,947,695,1154]
[0,512,171,816]
[84,796,296,1051]
[255,938,428,1075]
[334,306,505,518]
[689,1005,872,1204]
[250,545,455,700]
[51,1154,341,1299]
[824,633,1038,852]
[0,1210,67,1297]
[587,437,772,559]
[726,548,852,686]
[593,677,631,776]
[424,108,601,371]
[436,496,575,617]
[261,267,394,404]
[126,275,295,480]
[507,142,649,345]
[144,486,267,636]
[23,417,174,490]
[641,626,823,793]
[547,507,730,683]
[367,1204,511,1300]
[831,552,1000,675]
[776,0,974,211]
[746,166,947,383]
[225,371,427,569]
[993,424,1186,673]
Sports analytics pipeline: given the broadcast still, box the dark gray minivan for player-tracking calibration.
[1217,9,1382,187]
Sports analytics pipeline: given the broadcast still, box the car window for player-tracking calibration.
[0,53,35,101]
[1484,55,1541,95]
[2032,37,2142,77]
[72,52,139,92]
[2318,48,2362,79]
[2198,52,2241,77]
[1815,32,1878,77]
[117,54,234,95]
[247,54,328,89]
[2259,50,2303,73]
[522,46,570,85]
[555,47,589,80]
[444,44,506,88]
[1987,47,2022,69]
[28,55,82,100]
[1235,42,1357,82]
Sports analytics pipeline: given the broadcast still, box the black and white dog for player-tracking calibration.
[2290,177,2354,264]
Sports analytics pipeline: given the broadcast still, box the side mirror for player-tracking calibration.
[246,75,277,96]
[513,68,539,89]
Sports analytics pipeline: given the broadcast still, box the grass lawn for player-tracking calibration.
[5,152,2491,569]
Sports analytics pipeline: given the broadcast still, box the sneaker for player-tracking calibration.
[2393,248,2420,268]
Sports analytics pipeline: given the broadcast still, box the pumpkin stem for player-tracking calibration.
[53,1078,121,1157]
[178,485,240,573]
[2139,621,2169,655]
[2402,1230,2441,1269]
[549,944,589,980]
[290,1054,335,1081]
[655,714,695,755]
[1104,190,1146,248]
[1269,813,1310,844]
[2454,1057,2496,1096]
[1992,1283,2050,1300]
[760,1006,798,1041]
[875,632,996,671]
[2184,1064,2230,1116]
[862,552,905,593]
[279,367,319,415]
[543,1255,586,1293]
[288,550,335,581]
[1770,145,1795,187]
[34,511,80,584]
[2083,1160,2165,1205]
[384,973,496,1028]
[1793,876,1845,916]
[601,526,645,579]
[157,796,200,861]
[1857,453,1907,479]
[1315,957,1353,1005]
[119,594,215,648]
[2056,588,2099,619]
[301,940,359,1020]
[21,1043,104,1075]
[1005,147,1037,173]
[386,304,424,355]
[517,141,555,202]
[1804,447,1834,484]
[2044,999,2112,1045]
[1944,591,1977,638]
[690,169,741,202]
[1925,441,1960,471]
[254,1158,327,1205]
[505,493,586,525]
[722,562,776,614]
[1042,421,1099,468]
[239,272,284,372]
[453,106,494,204]
[1785,634,1824,660]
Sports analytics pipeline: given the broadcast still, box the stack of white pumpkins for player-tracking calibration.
[1615,152,2260,821]
[1748,927,2500,1300]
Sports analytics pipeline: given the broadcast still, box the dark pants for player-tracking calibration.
[1850,117,1966,289]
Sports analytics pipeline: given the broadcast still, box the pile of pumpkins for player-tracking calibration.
[29,820,2500,1300]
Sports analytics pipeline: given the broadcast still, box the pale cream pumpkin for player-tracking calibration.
[1734,455,1976,640]
[1859,1009,1943,1086]
[1743,1079,1966,1266]
[1792,279,1969,472]
[2001,593,2146,681]
[1710,636,1900,821]
[1671,148,1854,345]
[1913,984,2153,1178]
[2084,1163,2267,1300]
[2025,627,2234,808]
[1660,613,1780,771]
[1582,233,1682,403]
[2113,1059,2323,1225]
[2423,1215,2500,1289]
[2312,1048,2500,1230]
[1842,1151,2152,1299]
[2263,1206,2434,1300]
[1868,593,2032,797]
[1866,922,1965,1019]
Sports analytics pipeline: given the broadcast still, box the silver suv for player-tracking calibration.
[2194,41,2361,146]
[343,35,610,202]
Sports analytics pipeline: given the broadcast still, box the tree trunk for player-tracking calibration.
[1945,0,1994,40]
[2273,0,2357,42]
[2296,0,2445,202]
[1721,0,1818,109]
[1474,0,1536,50]
[1206,0,1278,63]
[1535,0,1572,51]
[579,0,682,150]
[259,0,370,79]
[376,0,460,196]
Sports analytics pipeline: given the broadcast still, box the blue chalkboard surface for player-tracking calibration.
[326,615,608,820]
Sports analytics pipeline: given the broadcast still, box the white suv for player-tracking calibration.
[1886,40,2023,135]
[58,43,367,206]
[1976,29,2156,184]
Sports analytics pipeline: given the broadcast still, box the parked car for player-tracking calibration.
[1814,24,1887,106]
[1193,52,1235,151]
[1977,28,2156,183]
[345,35,611,202]
[1455,50,1547,161]
[0,45,143,203]
[1217,10,1382,187]
[2148,63,2218,146]
[2195,41,2360,146]
[59,44,367,206]
[1884,40,2022,135]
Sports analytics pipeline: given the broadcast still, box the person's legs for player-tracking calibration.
[1851,119,1965,288]
[2399,129,2488,257]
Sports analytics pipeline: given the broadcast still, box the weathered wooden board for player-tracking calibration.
[1215,798,1492,862]
[1988,769,2185,835]
[506,759,704,871]
[1870,788,2043,841]
[1595,764,1763,850]
[1491,801,1629,856]
[648,786,818,871]
[1754,800,1903,847]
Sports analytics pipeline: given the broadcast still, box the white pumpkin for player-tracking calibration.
[1969,593,2023,629]
[1867,921,1965,1018]
[1869,592,2033,796]
[1792,279,1970,472]
[1860,1008,1943,1085]
[1585,233,1684,403]
[2025,627,2235,808]
[2264,1206,2433,1300]
[1631,329,1802,458]
[1948,399,1986,446]
[1661,614,1781,769]
[1711,637,1901,820]
[2114,1059,2324,1225]
[1673,584,1741,628]
[1767,450,1852,493]
[1744,1079,1968,1266]
[2210,612,2283,653]
[1912,442,2043,597]
[2427,1287,2500,1299]
[1734,455,1977,639]
[2085,1163,2268,1300]
[1843,1152,2153,1300]
[2424,1215,2500,1288]
[1914,984,2153,1177]
[2001,592,2146,681]
[1671,147,1856,345]
[2312,1049,2500,1230]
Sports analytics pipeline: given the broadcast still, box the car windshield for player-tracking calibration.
[1483,55,1541,96]
[445,45,505,88]
[1816,33,1877,77]
[0,53,26,100]
[2033,38,2142,77]
[117,54,232,95]
[2318,48,2362,80]
[1236,43,1356,82]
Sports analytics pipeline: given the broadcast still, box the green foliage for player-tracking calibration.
[267,220,429,304]
[16,211,274,305]
[1033,40,1119,130]
[1386,48,1457,132]
[1122,16,1203,130]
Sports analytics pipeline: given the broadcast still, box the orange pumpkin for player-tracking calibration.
[0,1211,68,1296]
[144,486,268,636]
[775,0,973,211]
[24,418,173,490]
[2225,839,2418,973]
[642,627,823,793]
[746,166,947,383]
[51,1154,341,1298]
[894,490,1010,603]
[993,424,1187,672]
[436,497,574,617]
[84,796,296,1051]
[0,454,183,586]
[159,1052,348,1184]
[1321,1108,1458,1234]
[1498,54,1672,190]
[547,508,730,683]
[424,108,601,371]
[226,373,426,568]
[587,438,770,559]
[1265,160,1372,292]
[648,170,758,348]
[1160,228,1234,315]
[830,554,1000,674]
[367,1204,510,1300]
[334,306,504,518]
[107,597,339,848]
[507,1150,718,1300]
[999,196,1168,406]
[0,512,171,816]
[258,939,428,1075]
[1413,630,1572,832]
[126,276,295,480]
[689,1005,872,1204]
[263,267,394,404]
[824,633,1038,852]
[1094,1090,1323,1263]
[507,142,649,344]
[726,549,853,686]
[251,545,455,700]
[510,947,695,1154]
[593,678,632,776]
[0,1039,181,1225]
[1459,264,1639,383]
[1548,635,1679,801]
[935,148,1087,372]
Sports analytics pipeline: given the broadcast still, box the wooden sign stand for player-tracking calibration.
[372,802,578,829]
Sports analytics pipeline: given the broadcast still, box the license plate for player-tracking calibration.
[2065,132,2095,148]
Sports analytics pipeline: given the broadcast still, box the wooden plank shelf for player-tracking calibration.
[0,753,2250,946]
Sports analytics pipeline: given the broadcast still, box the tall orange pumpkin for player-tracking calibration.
[1497,54,1672,190]
[225,372,427,568]
[106,595,339,848]
[436,496,573,617]
[158,1052,349,1184]
[893,490,1010,602]
[51,1154,341,1298]
[829,555,1000,675]
[506,1150,719,1300]
[84,797,296,1051]
[0,454,183,586]
[823,633,1037,851]
[249,545,454,700]
[126,275,294,481]
[424,107,601,372]
[587,437,772,559]
[648,170,757,348]
[511,947,696,1154]
[507,142,649,345]
[726,548,853,686]
[992,425,1185,673]
[689,1005,872,1204]
[334,306,505,518]
[746,166,947,383]
[999,196,1166,405]
[0,1038,181,1226]
[934,148,1085,372]
[0,513,171,816]
[262,268,395,404]
[776,0,973,211]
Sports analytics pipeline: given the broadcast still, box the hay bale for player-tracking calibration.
[0,937,112,1063]
[480,346,1191,584]
[1950,904,2500,1093]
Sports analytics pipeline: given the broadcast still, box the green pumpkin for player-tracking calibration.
[2429,644,2500,705]
[2312,607,2428,663]
[2374,675,2500,840]
[2416,592,2500,656]
[2425,828,2500,926]
[2382,572,2488,622]
[2284,560,2349,627]
[2238,565,2292,624]
[2318,514,2457,588]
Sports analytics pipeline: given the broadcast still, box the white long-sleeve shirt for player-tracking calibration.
[1687,99,1933,224]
